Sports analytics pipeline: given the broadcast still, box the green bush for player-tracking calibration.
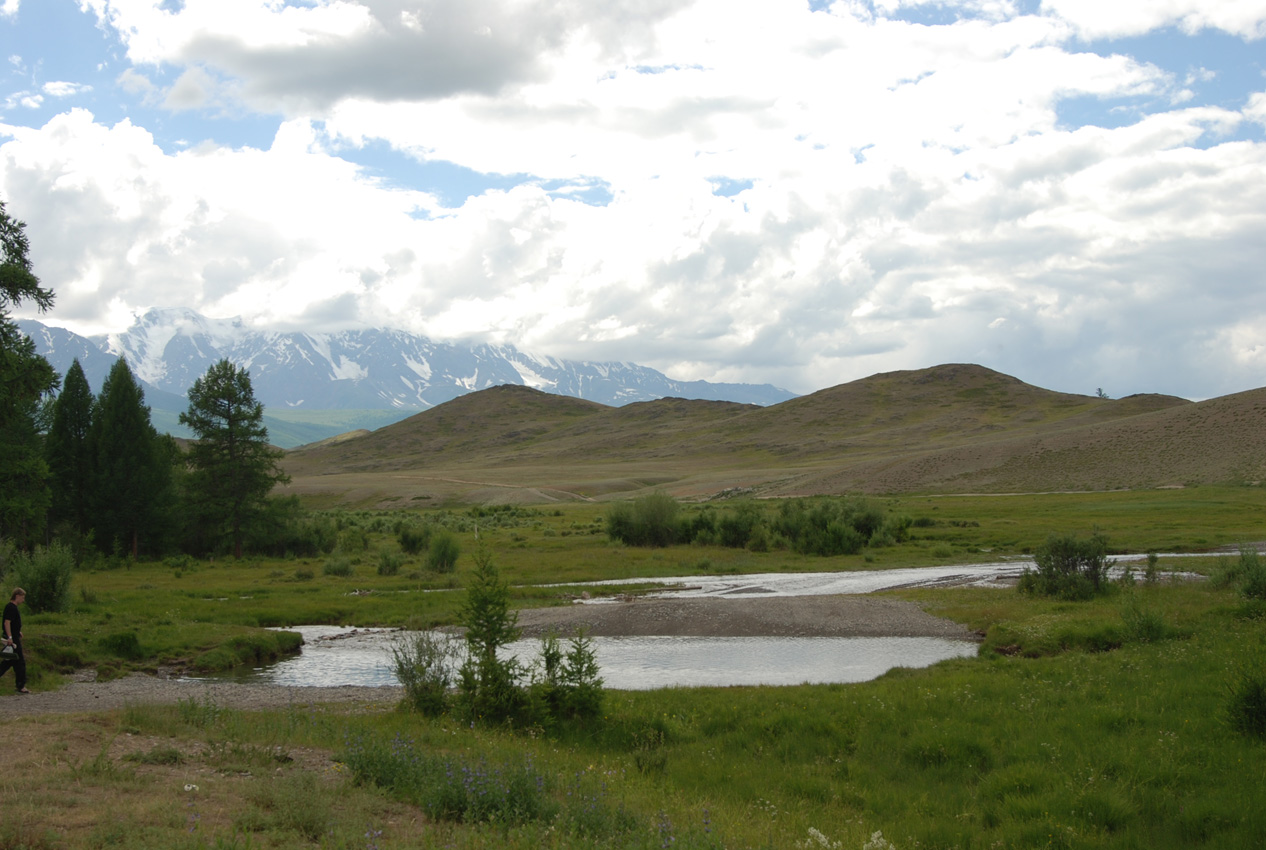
[392,630,463,716]
[426,530,460,573]
[377,549,403,576]
[606,491,680,547]
[1238,549,1266,600]
[13,542,74,613]
[1019,532,1114,600]
[322,554,353,577]
[398,524,431,555]
[98,631,144,660]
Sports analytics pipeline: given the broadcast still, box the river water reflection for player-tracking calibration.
[193,626,979,690]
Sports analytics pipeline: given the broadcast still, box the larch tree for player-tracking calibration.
[46,358,95,539]
[0,200,57,546]
[180,359,288,559]
[91,358,169,557]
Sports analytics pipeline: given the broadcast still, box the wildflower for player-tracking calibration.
[183,784,199,792]
[862,830,897,850]
[798,827,842,849]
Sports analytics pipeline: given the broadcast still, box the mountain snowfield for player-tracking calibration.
[20,308,795,447]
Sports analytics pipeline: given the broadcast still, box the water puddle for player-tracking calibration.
[188,626,979,690]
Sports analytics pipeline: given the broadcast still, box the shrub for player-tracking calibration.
[98,631,144,660]
[1019,532,1114,600]
[1238,549,1266,601]
[426,530,460,573]
[377,549,403,576]
[398,524,431,555]
[606,492,680,547]
[1144,551,1160,584]
[1227,669,1266,739]
[13,542,74,613]
[533,629,604,722]
[322,554,353,577]
[392,630,463,716]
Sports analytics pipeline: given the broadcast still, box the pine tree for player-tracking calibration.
[180,359,288,558]
[46,359,95,538]
[91,358,169,557]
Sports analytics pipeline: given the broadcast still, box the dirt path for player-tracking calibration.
[1,595,977,716]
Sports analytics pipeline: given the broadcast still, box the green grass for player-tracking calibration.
[21,487,1266,686]
[14,577,1264,849]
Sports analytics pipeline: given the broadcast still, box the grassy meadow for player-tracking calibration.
[4,486,1266,848]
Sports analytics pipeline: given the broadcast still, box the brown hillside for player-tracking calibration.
[279,364,1251,506]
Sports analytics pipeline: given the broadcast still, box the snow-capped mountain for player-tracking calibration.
[21,308,797,414]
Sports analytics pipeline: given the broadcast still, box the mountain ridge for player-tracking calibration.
[20,308,797,447]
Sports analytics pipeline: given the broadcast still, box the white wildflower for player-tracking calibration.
[863,830,896,850]
[183,784,199,792]
[798,827,843,849]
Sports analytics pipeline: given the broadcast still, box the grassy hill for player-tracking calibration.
[280,364,1266,506]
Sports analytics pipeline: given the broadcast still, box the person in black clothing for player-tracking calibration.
[1,587,28,693]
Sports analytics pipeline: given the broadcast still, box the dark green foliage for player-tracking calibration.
[180,359,289,558]
[398,523,431,554]
[1228,669,1266,739]
[534,630,605,722]
[11,542,74,613]
[1019,531,1114,599]
[98,631,144,660]
[426,529,460,573]
[45,359,95,538]
[322,554,353,577]
[718,502,763,549]
[606,491,680,547]
[1236,548,1266,601]
[774,498,867,556]
[0,393,52,546]
[377,549,403,576]
[241,496,336,557]
[456,548,523,723]
[0,202,58,546]
[90,359,171,557]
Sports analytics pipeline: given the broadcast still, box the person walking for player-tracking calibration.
[1,588,29,693]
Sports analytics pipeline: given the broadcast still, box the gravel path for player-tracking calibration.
[1,595,977,716]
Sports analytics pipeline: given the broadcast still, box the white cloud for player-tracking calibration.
[1,0,18,20]
[42,81,92,98]
[4,2,1266,400]
[1041,0,1266,40]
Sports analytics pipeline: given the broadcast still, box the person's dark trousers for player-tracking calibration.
[0,641,25,691]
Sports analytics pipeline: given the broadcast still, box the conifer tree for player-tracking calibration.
[0,200,57,545]
[46,359,95,538]
[91,358,169,557]
[180,359,288,558]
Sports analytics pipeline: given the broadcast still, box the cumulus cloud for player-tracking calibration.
[5,1,1266,401]
[1041,0,1266,41]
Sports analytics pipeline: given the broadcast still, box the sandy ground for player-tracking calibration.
[0,595,978,717]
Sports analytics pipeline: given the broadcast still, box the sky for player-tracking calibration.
[2,0,1264,401]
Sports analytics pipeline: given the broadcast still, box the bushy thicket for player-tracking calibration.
[7,541,74,613]
[1019,531,1114,600]
[607,493,911,555]
[606,491,680,547]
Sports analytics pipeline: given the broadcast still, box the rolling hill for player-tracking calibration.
[280,363,1266,506]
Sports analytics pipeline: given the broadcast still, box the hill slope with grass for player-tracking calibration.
[281,364,1266,505]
